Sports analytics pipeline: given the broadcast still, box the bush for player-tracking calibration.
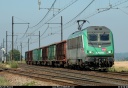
[9,61,19,68]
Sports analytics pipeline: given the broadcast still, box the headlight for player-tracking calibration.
[88,50,94,54]
[107,50,112,54]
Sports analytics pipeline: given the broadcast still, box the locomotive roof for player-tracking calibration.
[68,26,112,39]
[72,26,111,34]
[85,26,111,33]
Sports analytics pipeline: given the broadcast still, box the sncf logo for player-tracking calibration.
[102,48,106,51]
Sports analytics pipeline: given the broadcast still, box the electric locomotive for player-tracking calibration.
[66,26,114,70]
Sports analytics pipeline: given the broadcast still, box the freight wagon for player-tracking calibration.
[25,40,67,67]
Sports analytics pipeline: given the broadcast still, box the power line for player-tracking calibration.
[40,0,94,36]
[119,8,128,15]
[40,24,49,37]
[20,0,57,43]
[22,0,79,45]
[29,0,95,45]
[113,0,128,7]
[30,0,94,43]
[21,0,128,49]
[64,0,95,26]
[27,0,78,36]
[20,24,30,39]
[66,0,128,28]
[29,0,57,30]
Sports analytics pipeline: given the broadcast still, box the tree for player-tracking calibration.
[9,49,21,61]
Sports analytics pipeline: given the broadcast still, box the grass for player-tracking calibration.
[108,61,128,72]
[108,66,128,72]
[8,61,19,68]
[0,61,19,69]
[0,76,10,86]
[22,81,36,86]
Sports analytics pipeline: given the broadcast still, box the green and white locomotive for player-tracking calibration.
[67,26,114,70]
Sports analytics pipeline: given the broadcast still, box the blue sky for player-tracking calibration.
[0,0,128,56]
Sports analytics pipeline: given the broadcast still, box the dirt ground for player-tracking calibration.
[0,61,128,86]
[0,71,61,86]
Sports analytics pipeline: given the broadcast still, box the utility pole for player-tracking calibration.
[39,31,40,48]
[28,38,29,51]
[6,31,8,63]
[20,43,22,62]
[46,16,63,41]
[61,16,63,41]
[6,32,14,62]
[12,16,29,61]
[12,16,14,61]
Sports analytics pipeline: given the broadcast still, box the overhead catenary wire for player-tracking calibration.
[40,24,49,37]
[28,0,57,31]
[19,0,57,46]
[29,0,79,35]
[43,0,128,37]
[63,0,128,30]
[20,24,30,39]
[24,0,104,47]
[22,0,79,47]
[25,0,94,47]
[21,0,128,49]
[64,0,95,26]
[118,8,128,15]
[39,0,95,36]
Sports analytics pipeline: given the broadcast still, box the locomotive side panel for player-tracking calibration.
[66,31,87,66]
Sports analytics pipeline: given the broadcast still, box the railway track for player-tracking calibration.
[106,72,128,76]
[2,63,128,86]
[17,64,128,86]
[5,69,78,86]
[19,63,128,77]
[5,68,112,86]
[0,68,8,72]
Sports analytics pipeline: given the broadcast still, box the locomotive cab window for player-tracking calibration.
[100,34,109,41]
[88,34,98,41]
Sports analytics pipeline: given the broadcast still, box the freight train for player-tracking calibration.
[25,26,114,71]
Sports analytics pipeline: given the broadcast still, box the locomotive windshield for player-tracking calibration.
[88,34,98,41]
[88,33,110,42]
[100,34,109,41]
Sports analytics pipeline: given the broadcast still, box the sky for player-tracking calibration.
[0,0,128,57]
